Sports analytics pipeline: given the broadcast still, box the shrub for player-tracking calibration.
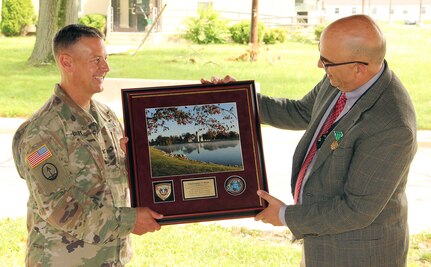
[183,7,230,44]
[314,24,326,41]
[263,28,287,44]
[288,29,315,45]
[0,0,35,36]
[229,20,266,44]
[79,14,107,35]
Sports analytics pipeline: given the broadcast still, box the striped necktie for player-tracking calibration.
[294,93,347,204]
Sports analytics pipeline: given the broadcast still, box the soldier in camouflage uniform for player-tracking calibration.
[12,24,163,266]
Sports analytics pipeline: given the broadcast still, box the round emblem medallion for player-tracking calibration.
[224,176,246,196]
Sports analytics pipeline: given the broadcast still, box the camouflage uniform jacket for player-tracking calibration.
[12,84,136,266]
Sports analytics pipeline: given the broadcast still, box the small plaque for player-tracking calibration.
[182,177,217,200]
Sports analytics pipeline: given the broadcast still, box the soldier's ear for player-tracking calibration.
[58,53,73,72]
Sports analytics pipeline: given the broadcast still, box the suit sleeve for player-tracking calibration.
[257,78,325,130]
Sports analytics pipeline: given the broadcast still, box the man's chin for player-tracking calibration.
[91,86,104,96]
[328,79,338,88]
[95,82,104,92]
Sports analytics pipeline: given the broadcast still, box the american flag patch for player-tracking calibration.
[27,145,52,169]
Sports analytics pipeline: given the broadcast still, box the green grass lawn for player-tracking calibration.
[0,23,430,128]
[1,217,430,266]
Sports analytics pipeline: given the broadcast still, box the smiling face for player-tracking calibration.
[57,36,110,107]
[70,37,110,96]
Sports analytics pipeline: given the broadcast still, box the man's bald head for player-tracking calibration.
[321,15,386,67]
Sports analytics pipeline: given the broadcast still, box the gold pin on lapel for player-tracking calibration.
[331,140,339,150]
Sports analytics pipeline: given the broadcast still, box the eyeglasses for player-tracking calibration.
[320,56,369,69]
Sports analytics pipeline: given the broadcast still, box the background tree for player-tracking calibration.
[64,0,79,26]
[28,0,78,66]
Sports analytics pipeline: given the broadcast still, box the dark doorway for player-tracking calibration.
[112,0,151,32]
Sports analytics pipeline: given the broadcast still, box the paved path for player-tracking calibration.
[1,78,430,234]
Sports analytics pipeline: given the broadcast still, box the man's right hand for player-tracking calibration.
[200,75,236,84]
[132,207,163,235]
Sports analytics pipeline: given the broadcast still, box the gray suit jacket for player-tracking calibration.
[258,63,417,267]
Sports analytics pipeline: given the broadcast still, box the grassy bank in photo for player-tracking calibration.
[1,217,430,266]
[149,146,242,177]
[0,23,430,128]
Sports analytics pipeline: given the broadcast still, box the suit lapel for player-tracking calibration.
[291,84,339,191]
[308,65,393,178]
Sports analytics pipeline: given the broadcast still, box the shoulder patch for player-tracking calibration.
[41,163,58,181]
[26,144,53,169]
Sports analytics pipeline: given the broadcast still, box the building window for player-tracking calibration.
[372,7,377,15]
[421,6,426,14]
[390,8,394,14]
[352,7,357,14]
[403,9,408,14]
[335,7,339,14]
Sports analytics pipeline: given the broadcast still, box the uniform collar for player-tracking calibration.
[54,84,101,130]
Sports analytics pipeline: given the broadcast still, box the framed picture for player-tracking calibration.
[121,80,267,225]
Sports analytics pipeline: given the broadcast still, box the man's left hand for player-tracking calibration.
[255,190,285,226]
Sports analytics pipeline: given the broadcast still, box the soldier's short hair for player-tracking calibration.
[53,24,104,58]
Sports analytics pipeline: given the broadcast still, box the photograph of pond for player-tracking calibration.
[146,102,244,177]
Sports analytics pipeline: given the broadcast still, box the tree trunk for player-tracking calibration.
[250,0,259,45]
[249,0,259,61]
[28,0,60,66]
[65,0,79,25]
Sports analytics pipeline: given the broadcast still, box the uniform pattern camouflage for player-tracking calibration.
[13,84,136,266]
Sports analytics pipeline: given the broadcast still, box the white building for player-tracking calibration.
[4,0,430,35]
[26,0,295,34]
[313,0,431,24]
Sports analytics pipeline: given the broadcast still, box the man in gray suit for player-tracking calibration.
[254,15,417,266]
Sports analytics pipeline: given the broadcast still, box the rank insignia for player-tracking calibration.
[27,145,52,169]
[224,176,246,196]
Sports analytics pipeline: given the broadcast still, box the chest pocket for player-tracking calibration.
[101,123,130,207]
[67,137,105,195]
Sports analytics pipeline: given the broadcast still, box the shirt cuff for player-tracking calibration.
[117,207,137,236]
[278,204,288,226]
